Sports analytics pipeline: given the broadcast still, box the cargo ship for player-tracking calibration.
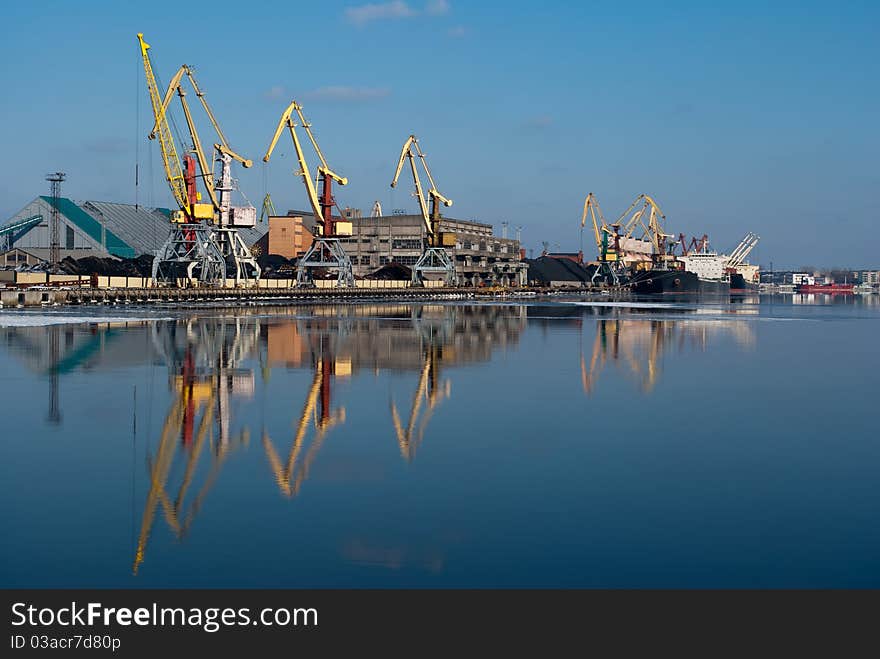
[676,250,731,295]
[628,267,734,294]
[796,283,854,294]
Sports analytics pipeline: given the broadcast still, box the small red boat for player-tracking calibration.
[797,283,854,294]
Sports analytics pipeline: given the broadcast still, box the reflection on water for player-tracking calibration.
[0,305,528,576]
[2,297,878,587]
[581,317,755,395]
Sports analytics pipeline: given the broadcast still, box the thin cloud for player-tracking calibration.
[345,1,416,26]
[447,25,466,38]
[302,85,391,103]
[524,115,554,130]
[84,137,129,155]
[264,85,288,101]
[426,0,450,15]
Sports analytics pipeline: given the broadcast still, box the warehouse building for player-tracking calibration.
[2,196,266,261]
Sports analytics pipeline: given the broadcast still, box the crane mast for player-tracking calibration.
[390,135,455,285]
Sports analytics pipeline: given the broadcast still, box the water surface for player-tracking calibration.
[1,294,878,587]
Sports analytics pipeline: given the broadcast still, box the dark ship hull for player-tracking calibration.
[630,269,730,295]
[629,269,698,293]
[730,273,759,292]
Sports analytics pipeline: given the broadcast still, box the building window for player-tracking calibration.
[392,239,422,250]
[66,226,75,250]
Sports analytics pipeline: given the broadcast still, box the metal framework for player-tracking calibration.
[46,172,65,268]
[152,223,226,285]
[0,214,43,251]
[295,239,354,287]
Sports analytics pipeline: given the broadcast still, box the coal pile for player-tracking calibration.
[525,256,592,285]
[60,254,154,276]
[256,253,296,278]
[366,262,412,280]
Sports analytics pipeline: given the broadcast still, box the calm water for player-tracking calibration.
[1,294,878,588]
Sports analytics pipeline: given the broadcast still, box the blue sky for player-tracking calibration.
[1,0,877,268]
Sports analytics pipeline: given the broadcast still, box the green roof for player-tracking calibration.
[39,196,136,258]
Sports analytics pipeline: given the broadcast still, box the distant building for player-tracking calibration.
[0,247,41,268]
[791,273,815,286]
[253,215,315,260]
[860,271,880,285]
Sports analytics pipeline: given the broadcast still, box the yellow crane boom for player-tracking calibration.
[137,33,188,213]
[263,100,347,232]
[390,135,452,242]
[615,193,672,255]
[150,64,253,214]
[580,192,608,250]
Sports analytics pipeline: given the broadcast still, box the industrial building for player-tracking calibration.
[283,211,527,286]
[2,196,266,262]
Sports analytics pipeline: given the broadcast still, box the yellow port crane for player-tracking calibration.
[390,135,456,286]
[581,192,624,285]
[137,33,259,285]
[615,193,675,264]
[263,100,355,286]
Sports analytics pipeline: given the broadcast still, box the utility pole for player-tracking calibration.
[46,171,66,269]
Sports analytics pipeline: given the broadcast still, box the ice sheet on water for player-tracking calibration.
[0,312,173,327]
[565,300,697,310]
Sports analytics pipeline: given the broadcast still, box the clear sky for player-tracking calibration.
[1,0,877,268]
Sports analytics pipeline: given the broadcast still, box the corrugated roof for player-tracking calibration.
[39,196,135,258]
[79,201,170,257]
[76,200,267,256]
